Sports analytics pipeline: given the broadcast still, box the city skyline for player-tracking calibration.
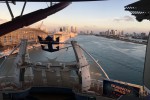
[0,0,150,34]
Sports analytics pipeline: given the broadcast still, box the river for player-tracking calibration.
[76,35,146,85]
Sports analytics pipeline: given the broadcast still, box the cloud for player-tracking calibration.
[114,16,134,22]
[0,18,7,24]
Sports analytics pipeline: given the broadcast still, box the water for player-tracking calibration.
[0,35,146,85]
[73,35,145,85]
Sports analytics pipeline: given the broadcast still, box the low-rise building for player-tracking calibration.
[0,28,47,47]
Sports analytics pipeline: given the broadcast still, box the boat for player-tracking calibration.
[0,39,107,99]
[0,37,149,100]
[53,28,78,43]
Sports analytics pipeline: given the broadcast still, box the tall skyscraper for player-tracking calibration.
[63,26,66,32]
[71,26,74,33]
[74,27,77,33]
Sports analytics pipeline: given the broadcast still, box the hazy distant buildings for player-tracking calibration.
[131,32,148,40]
[98,29,148,42]
[74,27,77,33]
[141,33,146,38]
[87,30,89,34]
[59,26,77,33]
[90,31,94,35]
[63,27,66,32]
[99,29,124,37]
[70,26,74,33]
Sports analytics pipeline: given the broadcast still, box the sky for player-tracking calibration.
[0,0,150,33]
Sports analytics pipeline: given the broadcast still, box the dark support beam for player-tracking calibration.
[125,0,150,22]
[20,0,27,16]
[1,0,106,2]
[12,0,16,5]
[0,2,71,37]
[5,0,14,19]
[50,0,52,6]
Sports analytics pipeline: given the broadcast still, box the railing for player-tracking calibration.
[78,45,110,80]
[0,76,19,91]
[0,74,81,92]
[0,67,104,95]
[79,79,104,95]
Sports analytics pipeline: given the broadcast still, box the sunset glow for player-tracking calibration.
[0,0,150,33]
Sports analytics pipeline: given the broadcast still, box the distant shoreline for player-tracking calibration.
[95,35,147,45]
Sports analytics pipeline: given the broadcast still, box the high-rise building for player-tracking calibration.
[114,30,118,36]
[74,27,77,33]
[71,26,74,33]
[62,26,66,32]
